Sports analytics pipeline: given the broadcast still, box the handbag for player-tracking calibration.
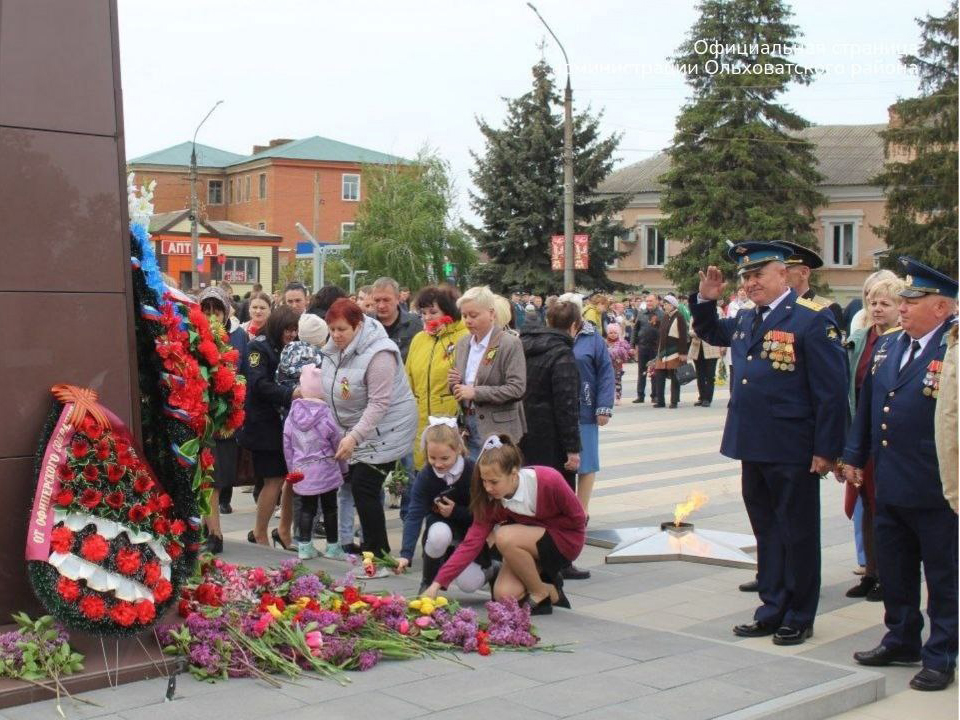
[675,362,697,386]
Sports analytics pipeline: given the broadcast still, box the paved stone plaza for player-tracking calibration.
[7,364,956,719]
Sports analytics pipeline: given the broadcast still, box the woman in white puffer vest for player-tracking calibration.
[320,298,416,567]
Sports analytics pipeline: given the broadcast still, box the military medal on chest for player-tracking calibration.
[922,360,942,398]
[762,330,796,371]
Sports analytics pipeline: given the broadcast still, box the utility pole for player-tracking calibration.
[527,3,575,292]
[189,100,223,290]
[341,264,368,294]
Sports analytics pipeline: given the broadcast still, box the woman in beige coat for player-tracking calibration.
[935,323,958,513]
[449,286,527,461]
[688,319,724,408]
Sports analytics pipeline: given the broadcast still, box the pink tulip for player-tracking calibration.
[398,619,410,635]
[415,616,433,628]
[305,630,323,649]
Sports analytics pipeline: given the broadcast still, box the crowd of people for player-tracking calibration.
[193,241,958,686]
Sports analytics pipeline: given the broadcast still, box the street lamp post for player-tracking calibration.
[527,3,575,292]
[190,100,224,290]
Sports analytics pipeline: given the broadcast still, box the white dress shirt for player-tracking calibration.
[465,327,494,385]
[756,288,792,320]
[501,468,538,517]
[899,325,940,369]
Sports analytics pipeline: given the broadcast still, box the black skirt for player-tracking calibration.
[251,449,287,479]
[536,531,571,581]
[212,438,239,489]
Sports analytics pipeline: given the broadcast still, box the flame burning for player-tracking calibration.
[674,491,709,526]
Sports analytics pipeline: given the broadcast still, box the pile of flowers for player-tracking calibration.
[161,557,560,683]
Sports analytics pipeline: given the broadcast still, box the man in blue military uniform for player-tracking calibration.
[692,242,847,645]
[841,257,958,692]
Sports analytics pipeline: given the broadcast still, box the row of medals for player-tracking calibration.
[761,335,796,371]
[923,360,942,397]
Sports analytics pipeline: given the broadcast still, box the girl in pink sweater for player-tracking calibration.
[423,434,586,615]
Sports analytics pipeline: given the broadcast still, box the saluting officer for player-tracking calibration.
[692,242,847,646]
[776,240,845,329]
[841,258,958,692]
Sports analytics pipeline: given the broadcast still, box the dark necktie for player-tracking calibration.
[900,339,921,375]
[751,306,770,336]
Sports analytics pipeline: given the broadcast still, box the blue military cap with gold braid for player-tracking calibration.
[898,256,958,299]
[727,241,791,274]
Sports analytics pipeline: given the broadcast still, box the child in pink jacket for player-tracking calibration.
[283,364,347,559]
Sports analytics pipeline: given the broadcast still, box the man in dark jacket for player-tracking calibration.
[632,294,664,403]
[518,325,581,488]
[371,276,423,362]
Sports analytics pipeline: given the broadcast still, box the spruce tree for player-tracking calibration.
[659,0,825,293]
[468,60,628,294]
[873,2,958,276]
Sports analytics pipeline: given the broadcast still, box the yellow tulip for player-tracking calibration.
[349,601,368,612]
[266,604,283,619]
[362,551,374,562]
[435,597,448,607]
[332,598,342,611]
[408,599,422,610]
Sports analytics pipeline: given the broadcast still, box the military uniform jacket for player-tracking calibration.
[690,290,847,465]
[843,320,953,509]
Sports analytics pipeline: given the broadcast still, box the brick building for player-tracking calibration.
[127,136,405,289]
[598,123,889,303]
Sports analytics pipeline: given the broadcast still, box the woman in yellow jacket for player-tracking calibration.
[405,286,470,469]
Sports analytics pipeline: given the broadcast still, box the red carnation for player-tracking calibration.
[152,517,170,535]
[95,440,111,461]
[56,464,75,483]
[82,464,100,484]
[222,348,240,366]
[200,448,214,470]
[55,488,74,508]
[169,519,187,536]
[79,488,102,510]
[143,560,162,587]
[128,504,149,523]
[80,534,110,563]
[79,594,106,620]
[166,542,183,560]
[177,599,193,618]
[117,449,135,468]
[212,367,236,394]
[50,525,74,554]
[285,471,304,485]
[157,494,174,511]
[231,382,246,405]
[226,410,245,430]
[109,601,137,627]
[105,490,125,510]
[133,473,153,494]
[195,582,222,607]
[106,465,125,485]
[56,576,81,603]
[135,599,156,624]
[114,438,130,455]
[115,546,141,575]
[152,579,173,603]
[70,438,89,460]
[198,340,220,366]
[342,586,360,605]
[81,417,104,440]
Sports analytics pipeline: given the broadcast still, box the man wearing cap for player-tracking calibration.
[777,240,844,328]
[692,242,847,646]
[840,257,958,691]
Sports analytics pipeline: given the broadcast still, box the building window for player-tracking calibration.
[222,257,259,284]
[208,180,223,205]
[644,226,666,267]
[341,222,356,240]
[257,222,266,231]
[244,176,251,202]
[227,180,233,204]
[342,174,360,201]
[259,173,267,199]
[828,222,856,267]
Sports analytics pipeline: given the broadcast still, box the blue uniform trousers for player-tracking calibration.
[875,502,958,671]
[742,461,821,629]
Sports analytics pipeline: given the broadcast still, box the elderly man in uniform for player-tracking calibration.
[692,242,847,645]
[841,258,958,692]
[776,240,844,328]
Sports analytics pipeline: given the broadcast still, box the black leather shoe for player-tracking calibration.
[203,534,223,554]
[733,621,776,638]
[853,644,922,666]
[865,581,883,602]
[693,400,703,406]
[561,565,591,580]
[773,625,813,645]
[739,579,759,592]
[668,403,678,409]
[526,595,553,616]
[845,575,877,598]
[632,397,644,404]
[219,502,233,515]
[552,572,571,609]
[700,401,711,408]
[910,667,956,691]
[652,403,666,408]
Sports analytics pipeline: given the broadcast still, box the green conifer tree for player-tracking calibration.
[468,60,628,294]
[874,2,958,276]
[659,0,825,293]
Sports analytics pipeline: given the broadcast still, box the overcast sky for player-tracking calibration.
[119,0,947,227]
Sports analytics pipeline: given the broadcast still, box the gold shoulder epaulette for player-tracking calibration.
[795,296,823,311]
[883,326,902,335]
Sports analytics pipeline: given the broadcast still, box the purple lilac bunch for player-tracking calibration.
[485,598,538,647]
[289,574,325,600]
[370,597,407,632]
[356,649,382,671]
[435,607,480,651]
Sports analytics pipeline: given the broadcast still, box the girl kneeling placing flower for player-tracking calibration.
[422,435,586,615]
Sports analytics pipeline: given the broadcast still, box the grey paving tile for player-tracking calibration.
[599,630,710,662]
[717,656,852,696]
[116,683,303,720]
[631,678,769,720]
[496,647,636,683]
[505,675,657,717]
[420,698,556,720]
[383,667,541,711]
[567,701,668,720]
[270,692,425,720]
[601,647,767,691]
